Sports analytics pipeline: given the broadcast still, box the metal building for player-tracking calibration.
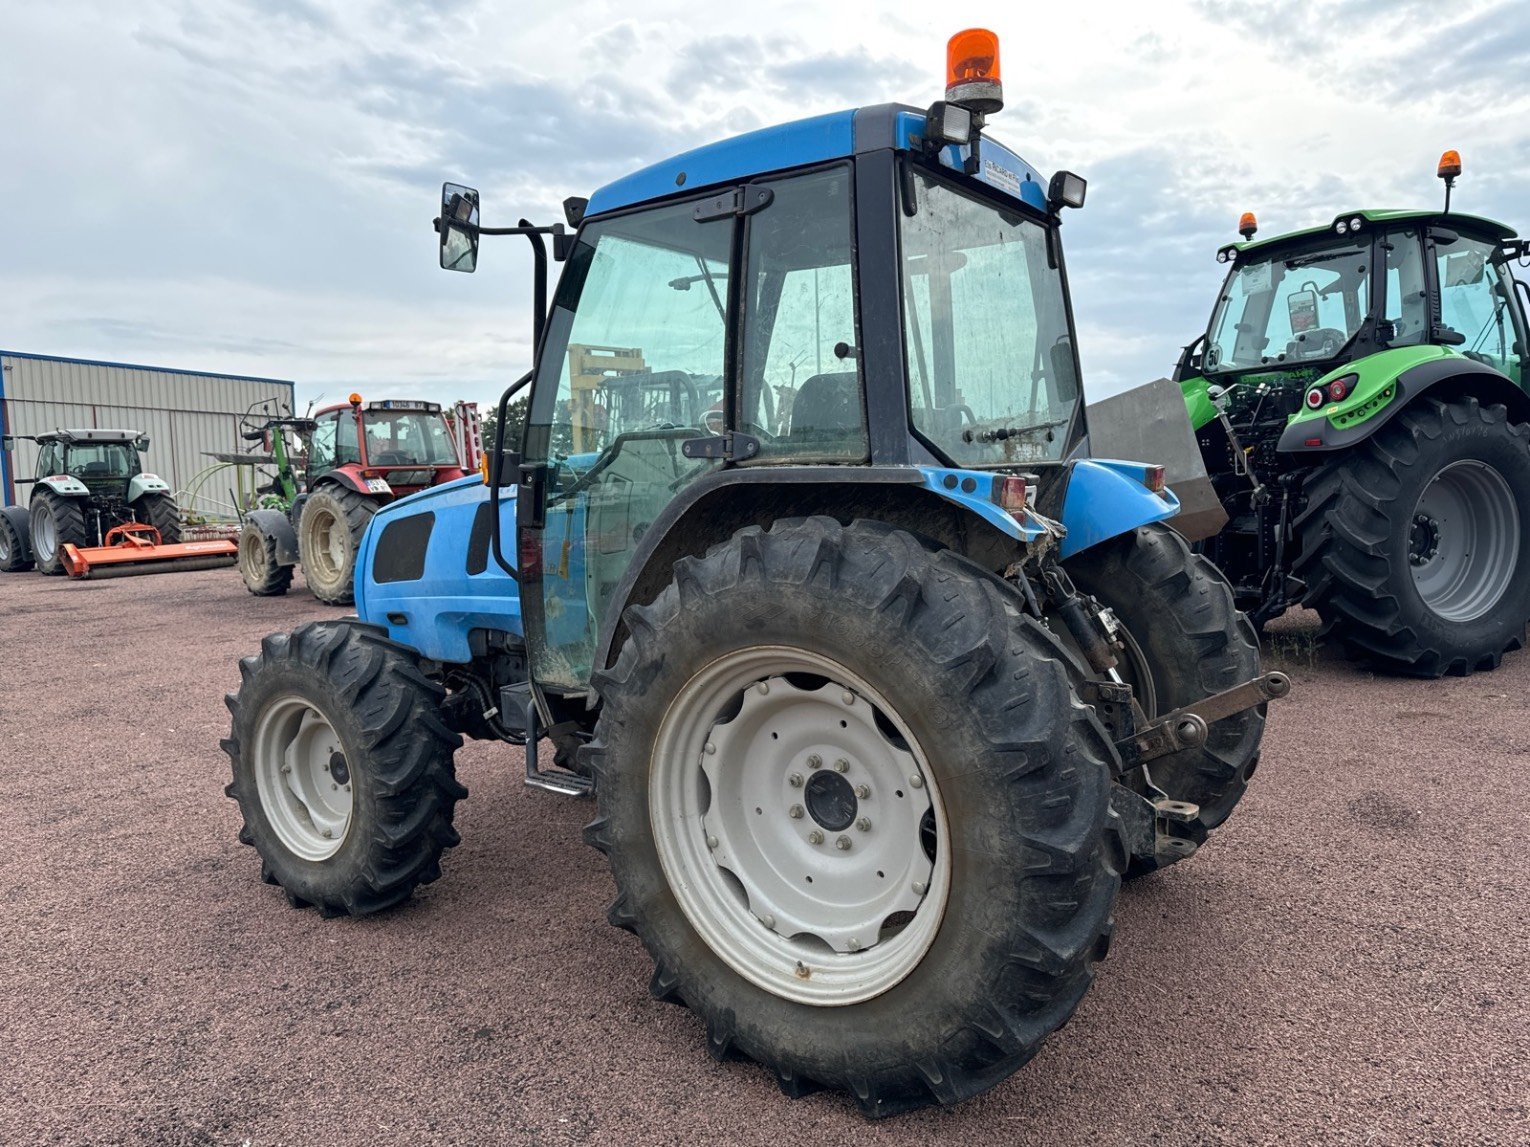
[0,351,295,515]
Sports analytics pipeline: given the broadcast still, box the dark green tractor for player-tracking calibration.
[1159,154,1530,676]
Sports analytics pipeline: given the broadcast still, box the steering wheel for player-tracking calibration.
[373,451,411,464]
[1289,327,1347,358]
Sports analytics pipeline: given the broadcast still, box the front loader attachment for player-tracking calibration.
[1087,376,1229,542]
[62,523,238,580]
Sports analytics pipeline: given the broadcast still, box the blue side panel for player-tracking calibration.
[890,110,1048,212]
[1058,460,1180,559]
[586,111,857,217]
[916,465,1046,542]
[355,476,522,663]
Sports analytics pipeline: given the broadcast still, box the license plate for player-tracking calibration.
[365,478,392,494]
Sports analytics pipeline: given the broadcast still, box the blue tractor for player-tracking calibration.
[221,31,1287,1116]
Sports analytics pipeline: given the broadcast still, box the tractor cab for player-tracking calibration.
[307,396,465,495]
[33,429,148,489]
[1182,208,1527,403]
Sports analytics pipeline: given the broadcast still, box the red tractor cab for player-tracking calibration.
[238,395,482,604]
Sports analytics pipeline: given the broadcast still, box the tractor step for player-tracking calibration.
[504,681,594,797]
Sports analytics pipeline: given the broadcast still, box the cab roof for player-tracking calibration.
[39,429,144,444]
[585,104,1051,219]
[1226,208,1517,260]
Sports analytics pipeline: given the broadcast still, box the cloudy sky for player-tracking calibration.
[5,0,1529,411]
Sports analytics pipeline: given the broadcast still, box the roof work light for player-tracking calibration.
[946,29,1003,114]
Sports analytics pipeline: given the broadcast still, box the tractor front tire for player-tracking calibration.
[1064,523,1265,872]
[222,620,466,916]
[298,487,378,605]
[136,491,183,544]
[30,490,88,576]
[239,521,293,597]
[584,517,1120,1116]
[0,514,33,572]
[1293,396,1530,676]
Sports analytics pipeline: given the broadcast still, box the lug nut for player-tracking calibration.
[842,691,855,705]
[807,754,823,769]
[835,836,852,851]
[789,805,805,819]
[321,829,333,839]
[757,682,770,695]
[706,835,719,850]
[322,762,330,772]
[280,765,291,775]
[704,742,716,755]
[855,784,870,799]
[856,817,871,832]
[909,774,924,789]
[847,938,862,952]
[834,758,849,773]
[808,830,824,845]
[789,773,804,788]
[912,881,927,895]
[331,783,338,791]
[761,914,775,929]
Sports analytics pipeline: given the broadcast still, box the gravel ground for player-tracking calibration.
[1,567,1526,1146]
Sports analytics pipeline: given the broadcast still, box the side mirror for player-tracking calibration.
[135,435,151,452]
[1288,287,1319,333]
[1047,170,1087,213]
[438,182,481,273]
[1,436,12,451]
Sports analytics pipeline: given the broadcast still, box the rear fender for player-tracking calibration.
[245,508,299,567]
[127,473,171,502]
[1277,348,1530,452]
[319,468,390,498]
[1058,459,1179,559]
[592,466,1050,673]
[37,474,89,497]
[0,504,32,561]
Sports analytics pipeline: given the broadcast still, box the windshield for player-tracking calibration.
[66,443,137,481]
[361,411,459,466]
[900,168,1079,466]
[1206,237,1372,373]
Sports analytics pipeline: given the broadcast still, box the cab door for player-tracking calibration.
[518,196,734,689]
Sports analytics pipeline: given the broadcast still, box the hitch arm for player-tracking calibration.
[1125,671,1291,765]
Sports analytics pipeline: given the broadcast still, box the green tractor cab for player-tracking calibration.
[1160,156,1530,676]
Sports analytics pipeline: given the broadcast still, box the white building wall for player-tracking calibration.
[1,352,294,514]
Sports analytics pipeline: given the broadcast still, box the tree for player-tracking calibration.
[480,395,529,459]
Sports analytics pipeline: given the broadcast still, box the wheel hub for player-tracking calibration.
[1409,513,1441,567]
[803,768,856,831]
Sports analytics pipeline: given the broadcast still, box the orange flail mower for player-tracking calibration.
[61,522,238,580]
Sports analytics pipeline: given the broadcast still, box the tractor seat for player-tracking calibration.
[80,462,110,476]
[786,372,861,449]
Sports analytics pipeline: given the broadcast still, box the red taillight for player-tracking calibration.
[1305,387,1326,409]
[1143,465,1167,493]
[1304,437,1323,447]
[997,475,1029,516]
[1327,374,1357,402]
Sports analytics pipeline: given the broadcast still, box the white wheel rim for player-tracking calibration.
[306,504,345,582]
[252,694,354,860]
[650,647,949,1007]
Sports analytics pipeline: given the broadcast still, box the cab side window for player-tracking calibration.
[1384,230,1428,346]
[1437,235,1514,372]
[309,413,337,475]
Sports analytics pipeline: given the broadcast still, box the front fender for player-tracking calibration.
[1058,460,1180,559]
[244,508,299,566]
[127,473,171,501]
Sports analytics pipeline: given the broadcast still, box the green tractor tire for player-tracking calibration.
[1294,396,1530,676]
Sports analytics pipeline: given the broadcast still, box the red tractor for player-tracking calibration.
[238,395,480,604]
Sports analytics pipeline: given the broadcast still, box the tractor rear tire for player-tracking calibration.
[583,517,1120,1116]
[1064,524,1265,872]
[298,487,377,605]
[239,521,293,597]
[221,620,466,916]
[30,490,88,576]
[136,492,183,544]
[1293,396,1530,676]
[0,514,33,572]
